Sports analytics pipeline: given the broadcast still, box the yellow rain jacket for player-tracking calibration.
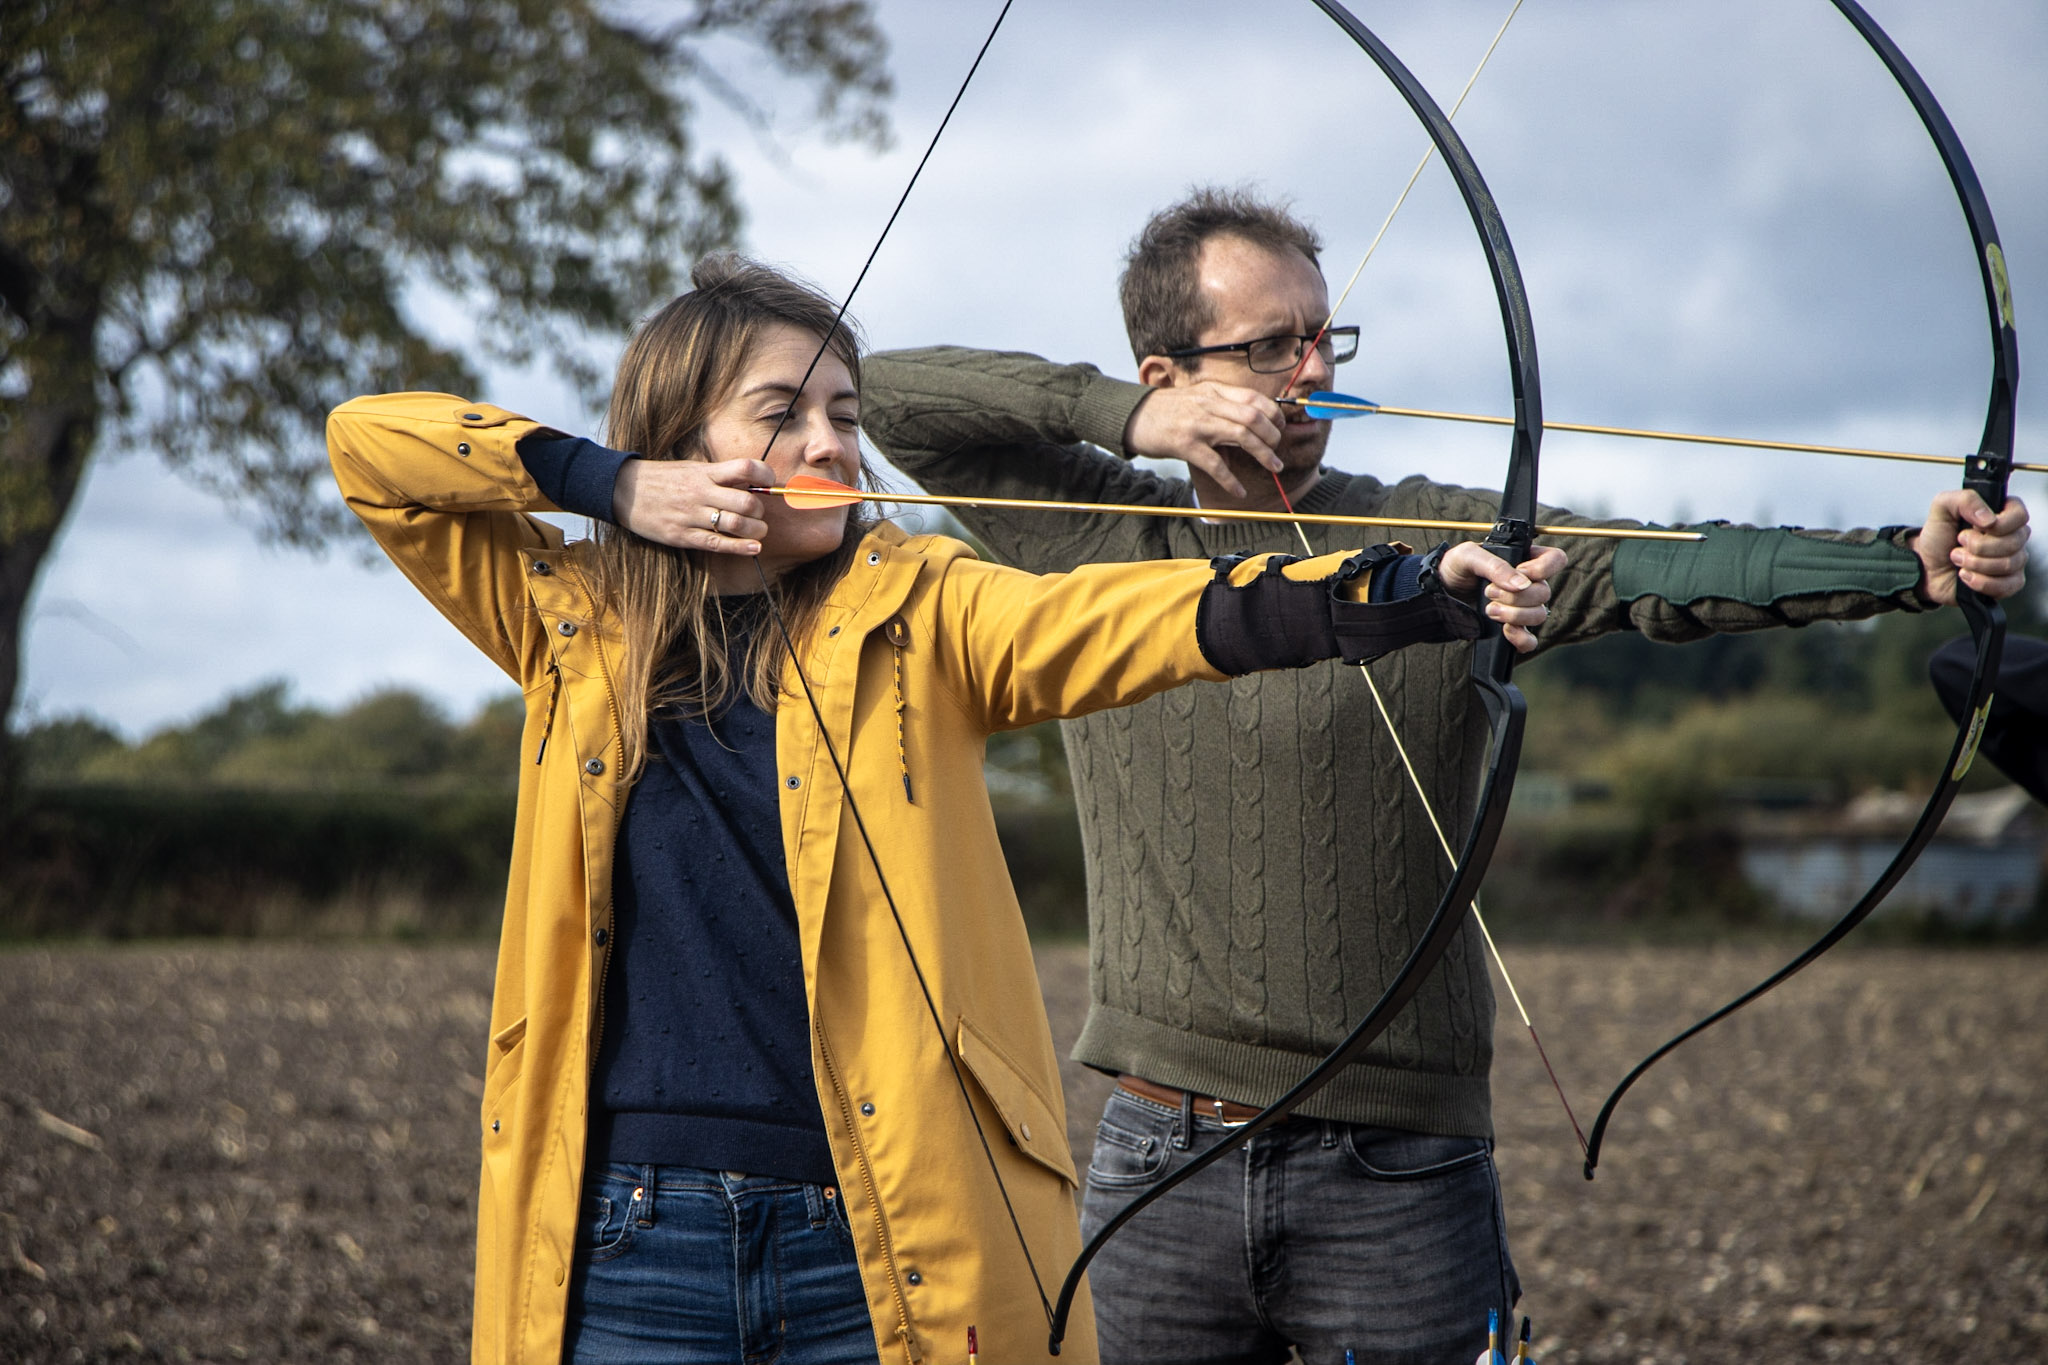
[330,392,1376,1365]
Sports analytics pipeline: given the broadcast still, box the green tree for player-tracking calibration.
[17,710,122,779]
[0,0,891,772]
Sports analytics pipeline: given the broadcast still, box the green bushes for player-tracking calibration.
[7,783,517,939]
[3,685,1092,940]
[25,681,525,790]
[4,782,1093,942]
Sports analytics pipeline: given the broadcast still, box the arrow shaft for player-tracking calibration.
[760,485,1703,541]
[1295,397,2047,472]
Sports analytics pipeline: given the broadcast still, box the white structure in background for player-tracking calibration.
[1741,787,2043,927]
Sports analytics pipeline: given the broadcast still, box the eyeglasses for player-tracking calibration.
[1162,326,1359,374]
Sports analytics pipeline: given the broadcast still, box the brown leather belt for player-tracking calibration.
[1117,1074,1264,1125]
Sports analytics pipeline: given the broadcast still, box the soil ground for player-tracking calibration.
[2,942,2042,1363]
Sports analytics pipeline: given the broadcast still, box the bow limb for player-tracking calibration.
[1581,0,2017,1179]
[1045,0,1545,1350]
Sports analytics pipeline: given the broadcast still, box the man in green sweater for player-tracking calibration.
[859,188,2029,1365]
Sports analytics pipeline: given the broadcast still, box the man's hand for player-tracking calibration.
[1437,543,1567,654]
[1123,382,1285,496]
[612,457,771,554]
[1910,490,2029,606]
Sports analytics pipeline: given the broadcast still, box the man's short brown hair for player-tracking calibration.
[1118,186,1324,363]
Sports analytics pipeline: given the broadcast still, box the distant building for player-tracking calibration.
[1739,786,2042,926]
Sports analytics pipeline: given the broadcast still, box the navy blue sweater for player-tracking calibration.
[519,432,835,1186]
[589,608,835,1185]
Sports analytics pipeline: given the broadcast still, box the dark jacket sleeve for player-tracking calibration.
[516,432,631,524]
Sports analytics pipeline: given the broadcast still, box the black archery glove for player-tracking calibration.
[1195,545,1485,677]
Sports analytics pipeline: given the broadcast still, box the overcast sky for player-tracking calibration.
[25,0,2048,737]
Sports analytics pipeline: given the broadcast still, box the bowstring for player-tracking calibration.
[1266,0,1587,1153]
[1274,0,1525,402]
[738,0,1057,1325]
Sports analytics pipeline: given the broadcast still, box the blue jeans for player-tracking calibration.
[1079,1087,1519,1365]
[563,1163,881,1365]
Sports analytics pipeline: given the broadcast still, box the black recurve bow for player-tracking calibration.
[1581,0,2018,1179]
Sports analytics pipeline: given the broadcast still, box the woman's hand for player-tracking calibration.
[611,457,773,554]
[1910,489,2029,605]
[1437,542,1567,654]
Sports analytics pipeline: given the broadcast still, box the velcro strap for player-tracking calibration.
[1196,554,1336,675]
[1329,591,1484,665]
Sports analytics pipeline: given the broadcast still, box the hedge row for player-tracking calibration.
[13,783,2021,944]
[5,784,520,938]
[2,783,1090,941]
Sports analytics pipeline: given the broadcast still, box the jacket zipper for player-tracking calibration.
[816,1023,919,1362]
[580,586,628,1082]
[586,794,623,1086]
[535,661,562,765]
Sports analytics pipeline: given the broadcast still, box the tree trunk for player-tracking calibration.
[0,340,101,789]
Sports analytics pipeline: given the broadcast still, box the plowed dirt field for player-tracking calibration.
[3,943,2042,1362]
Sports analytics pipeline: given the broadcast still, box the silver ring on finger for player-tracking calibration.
[710,509,723,533]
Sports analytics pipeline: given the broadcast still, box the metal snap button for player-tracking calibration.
[585,758,606,775]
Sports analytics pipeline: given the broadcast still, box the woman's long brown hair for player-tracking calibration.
[592,254,876,782]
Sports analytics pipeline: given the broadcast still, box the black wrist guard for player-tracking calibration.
[1196,548,1484,676]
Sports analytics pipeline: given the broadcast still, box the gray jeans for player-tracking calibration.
[1079,1086,1519,1365]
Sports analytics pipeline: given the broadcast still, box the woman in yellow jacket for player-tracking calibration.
[326,255,1560,1365]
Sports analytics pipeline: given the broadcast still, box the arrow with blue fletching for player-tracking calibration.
[1282,392,2047,472]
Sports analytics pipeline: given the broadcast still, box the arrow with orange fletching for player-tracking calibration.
[760,473,1704,541]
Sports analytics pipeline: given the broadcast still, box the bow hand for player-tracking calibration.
[1437,541,1565,653]
[1910,488,2029,605]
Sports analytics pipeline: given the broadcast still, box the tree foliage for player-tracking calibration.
[1518,592,2047,819]
[23,679,524,788]
[0,0,891,742]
